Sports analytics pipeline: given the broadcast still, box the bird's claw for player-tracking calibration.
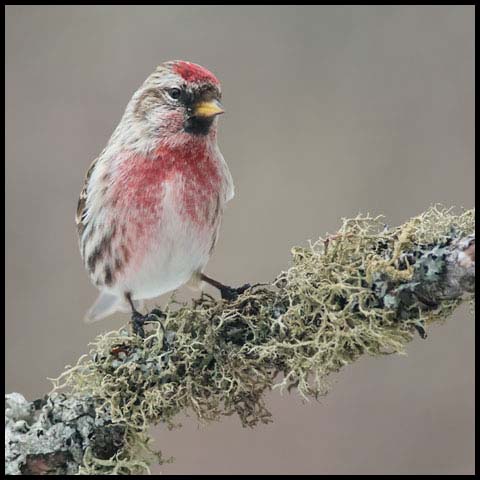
[131,309,166,338]
[149,308,166,320]
[131,311,147,338]
[219,283,252,301]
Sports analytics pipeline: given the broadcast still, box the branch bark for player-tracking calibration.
[5,208,475,475]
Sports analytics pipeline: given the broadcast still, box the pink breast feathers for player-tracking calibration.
[112,145,222,232]
[173,61,220,85]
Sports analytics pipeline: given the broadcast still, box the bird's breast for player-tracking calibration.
[112,143,223,236]
[91,142,226,291]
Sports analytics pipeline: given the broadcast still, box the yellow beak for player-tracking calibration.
[193,99,225,118]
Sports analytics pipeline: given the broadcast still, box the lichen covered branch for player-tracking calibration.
[5,206,475,475]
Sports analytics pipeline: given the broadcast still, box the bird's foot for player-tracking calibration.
[131,311,148,338]
[150,308,166,321]
[219,283,252,301]
[131,309,166,338]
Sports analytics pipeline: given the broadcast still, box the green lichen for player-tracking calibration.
[50,205,474,475]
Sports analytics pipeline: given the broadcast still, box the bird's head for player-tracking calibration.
[131,60,224,141]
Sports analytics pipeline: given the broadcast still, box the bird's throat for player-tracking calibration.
[183,116,215,136]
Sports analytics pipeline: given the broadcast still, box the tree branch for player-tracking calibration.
[5,206,475,475]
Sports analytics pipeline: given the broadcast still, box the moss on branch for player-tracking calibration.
[5,206,475,475]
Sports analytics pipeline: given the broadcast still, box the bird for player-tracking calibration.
[76,60,249,335]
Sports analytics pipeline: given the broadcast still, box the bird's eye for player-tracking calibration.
[167,88,182,100]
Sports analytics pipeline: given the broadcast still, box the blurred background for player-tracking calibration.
[5,5,474,475]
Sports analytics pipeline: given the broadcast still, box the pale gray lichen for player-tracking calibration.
[5,393,98,475]
[6,206,475,475]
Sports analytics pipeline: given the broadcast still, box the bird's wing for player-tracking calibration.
[215,147,235,203]
[76,156,99,237]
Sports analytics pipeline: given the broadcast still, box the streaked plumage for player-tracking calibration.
[76,61,234,322]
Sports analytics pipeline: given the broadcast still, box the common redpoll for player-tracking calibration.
[76,61,248,333]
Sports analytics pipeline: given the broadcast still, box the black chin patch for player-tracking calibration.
[183,116,215,136]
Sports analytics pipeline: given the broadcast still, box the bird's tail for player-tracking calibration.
[84,292,129,323]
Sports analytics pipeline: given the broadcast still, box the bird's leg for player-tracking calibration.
[126,293,165,338]
[200,273,252,301]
